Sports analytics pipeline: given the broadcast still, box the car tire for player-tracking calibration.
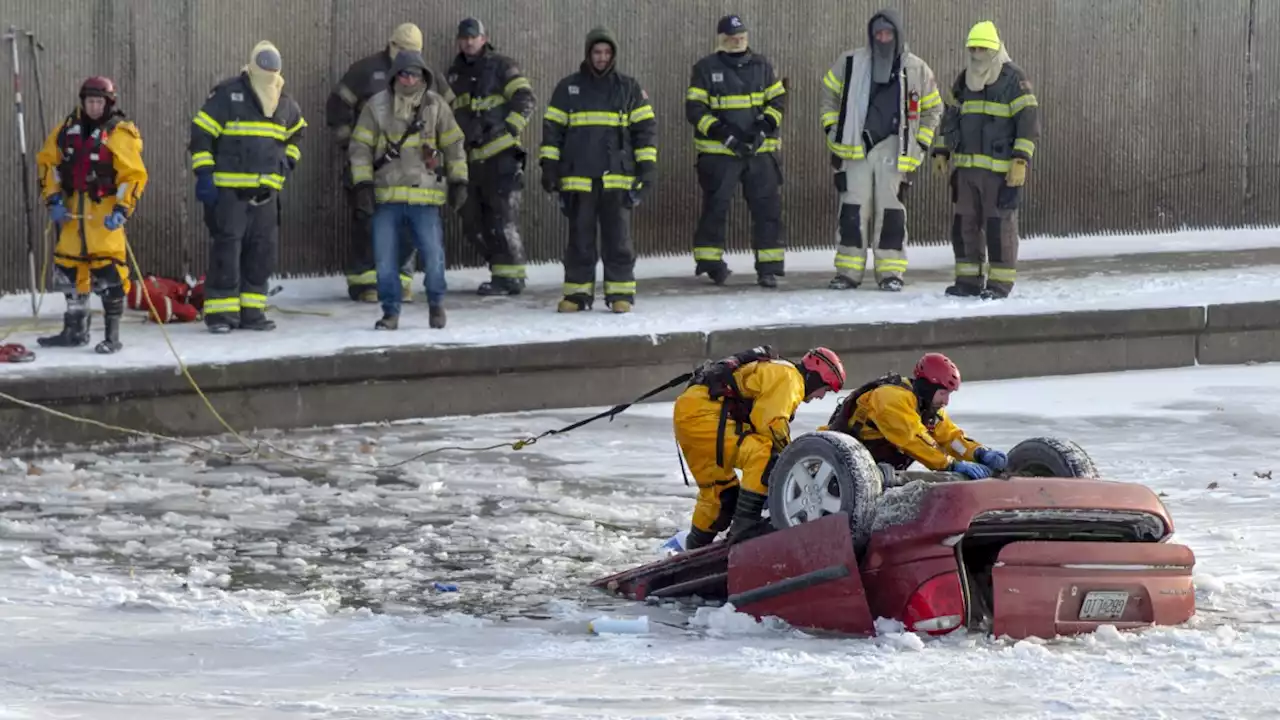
[766,431,883,555]
[1006,437,1099,479]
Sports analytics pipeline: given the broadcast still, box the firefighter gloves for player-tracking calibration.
[47,196,72,224]
[448,182,468,210]
[951,460,992,479]
[103,208,127,230]
[195,171,217,206]
[1005,158,1027,187]
[975,447,1008,471]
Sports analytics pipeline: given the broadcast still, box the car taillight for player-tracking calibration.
[904,572,965,635]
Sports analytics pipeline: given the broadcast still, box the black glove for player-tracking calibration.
[353,182,376,219]
[448,182,468,211]
[753,115,778,136]
[705,121,732,143]
[626,177,652,208]
[248,188,276,207]
[540,161,559,194]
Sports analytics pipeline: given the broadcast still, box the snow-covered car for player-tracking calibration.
[593,432,1196,640]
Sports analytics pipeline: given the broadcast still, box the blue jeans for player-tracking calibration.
[372,202,446,314]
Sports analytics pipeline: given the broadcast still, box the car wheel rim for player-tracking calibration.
[781,456,843,525]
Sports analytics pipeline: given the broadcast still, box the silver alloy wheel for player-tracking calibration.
[780,456,845,525]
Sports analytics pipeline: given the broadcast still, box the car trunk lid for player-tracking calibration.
[991,540,1196,639]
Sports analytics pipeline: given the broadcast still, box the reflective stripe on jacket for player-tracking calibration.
[820,49,941,170]
[348,87,468,205]
[685,51,786,156]
[539,64,657,191]
[189,73,306,191]
[934,62,1040,173]
[447,47,536,162]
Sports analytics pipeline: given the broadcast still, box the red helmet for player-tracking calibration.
[914,352,961,391]
[801,347,846,392]
[79,76,117,104]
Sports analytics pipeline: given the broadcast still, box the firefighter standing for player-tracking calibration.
[326,23,442,303]
[822,352,1007,478]
[35,77,148,354]
[686,14,788,288]
[673,347,846,550]
[932,21,1040,300]
[348,51,469,330]
[447,17,535,296]
[821,9,941,292]
[189,41,306,333]
[539,27,657,314]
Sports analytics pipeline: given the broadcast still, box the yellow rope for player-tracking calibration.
[0,231,538,468]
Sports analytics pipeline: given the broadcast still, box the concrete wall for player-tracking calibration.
[1,299,1277,449]
[0,0,1270,292]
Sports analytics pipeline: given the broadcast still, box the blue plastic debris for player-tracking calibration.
[433,582,459,592]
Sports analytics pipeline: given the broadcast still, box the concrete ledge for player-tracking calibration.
[1198,300,1280,365]
[2,301,1276,449]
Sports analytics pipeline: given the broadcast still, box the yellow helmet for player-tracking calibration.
[966,21,1001,51]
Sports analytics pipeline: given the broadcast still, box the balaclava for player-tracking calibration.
[869,10,903,84]
[244,40,284,117]
[965,21,1012,92]
[390,50,431,121]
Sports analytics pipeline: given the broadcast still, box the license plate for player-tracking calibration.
[1079,591,1129,620]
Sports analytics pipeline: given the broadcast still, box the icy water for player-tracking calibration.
[1,365,1278,718]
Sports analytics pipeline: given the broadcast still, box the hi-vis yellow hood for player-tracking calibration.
[243,40,285,116]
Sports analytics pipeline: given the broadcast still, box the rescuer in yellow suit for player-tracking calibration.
[824,352,1007,478]
[36,76,148,354]
[674,346,846,550]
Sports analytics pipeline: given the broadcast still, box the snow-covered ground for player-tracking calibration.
[1,226,1279,377]
[1,363,1278,718]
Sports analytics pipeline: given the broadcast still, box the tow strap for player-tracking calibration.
[512,371,693,450]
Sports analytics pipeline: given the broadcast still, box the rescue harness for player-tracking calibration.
[53,112,132,269]
[687,345,781,473]
[827,371,942,471]
[55,112,122,202]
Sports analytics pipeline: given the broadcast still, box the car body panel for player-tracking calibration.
[591,478,1197,641]
[727,512,875,636]
[992,540,1196,638]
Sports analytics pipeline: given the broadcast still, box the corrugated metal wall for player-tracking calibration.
[0,0,1268,292]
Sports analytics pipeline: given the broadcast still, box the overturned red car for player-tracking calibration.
[593,433,1196,640]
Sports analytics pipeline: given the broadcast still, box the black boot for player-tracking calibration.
[375,313,399,330]
[37,296,90,348]
[726,490,769,542]
[94,295,124,354]
[828,275,859,290]
[429,305,447,329]
[684,525,718,551]
[477,277,525,296]
[695,260,732,286]
[239,308,276,331]
[944,282,982,298]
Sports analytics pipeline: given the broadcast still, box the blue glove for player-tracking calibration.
[103,208,127,231]
[975,447,1008,472]
[47,196,72,225]
[951,460,992,480]
[195,171,218,206]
